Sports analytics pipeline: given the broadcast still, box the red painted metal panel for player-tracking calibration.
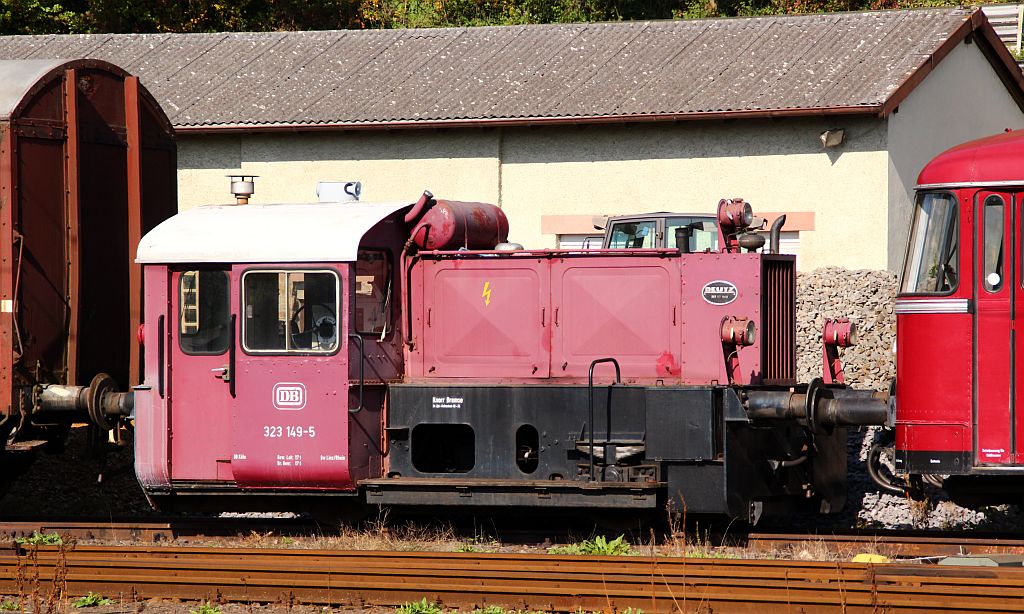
[550,256,680,382]
[680,254,763,385]
[135,264,170,488]
[895,312,973,453]
[230,264,352,489]
[168,269,234,482]
[975,190,1013,465]
[419,258,549,379]
[1016,193,1024,464]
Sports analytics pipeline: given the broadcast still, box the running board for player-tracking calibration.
[359,477,663,508]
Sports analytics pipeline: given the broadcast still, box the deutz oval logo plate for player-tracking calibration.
[702,280,738,305]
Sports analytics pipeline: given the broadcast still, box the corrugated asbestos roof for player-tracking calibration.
[0,8,1014,130]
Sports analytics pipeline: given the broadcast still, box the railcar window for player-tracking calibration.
[355,250,392,336]
[983,195,1005,293]
[608,221,657,248]
[179,270,230,355]
[242,270,339,353]
[666,217,718,252]
[900,192,958,294]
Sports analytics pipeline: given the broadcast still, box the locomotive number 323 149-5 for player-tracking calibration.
[263,425,317,438]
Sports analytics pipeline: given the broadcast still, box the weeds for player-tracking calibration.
[190,602,222,614]
[549,534,631,556]
[0,601,17,611]
[72,592,113,608]
[14,532,61,546]
[396,597,444,614]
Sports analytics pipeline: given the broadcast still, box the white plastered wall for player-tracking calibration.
[177,117,888,271]
[887,39,1024,271]
[176,129,502,209]
[499,118,888,271]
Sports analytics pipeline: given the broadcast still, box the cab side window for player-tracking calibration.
[355,250,393,335]
[179,270,230,355]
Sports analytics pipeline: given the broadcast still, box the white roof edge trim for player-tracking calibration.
[136,201,412,264]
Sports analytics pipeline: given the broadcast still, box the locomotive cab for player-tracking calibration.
[895,130,1024,504]
[133,200,411,510]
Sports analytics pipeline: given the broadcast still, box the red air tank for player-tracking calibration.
[407,198,509,250]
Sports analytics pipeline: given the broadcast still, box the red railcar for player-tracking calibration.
[0,59,175,460]
[883,130,1024,504]
[134,191,884,522]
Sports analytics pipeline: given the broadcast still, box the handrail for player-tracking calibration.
[587,357,621,482]
[348,333,364,413]
[228,314,236,398]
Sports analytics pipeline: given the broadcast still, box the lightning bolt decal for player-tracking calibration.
[482,281,492,306]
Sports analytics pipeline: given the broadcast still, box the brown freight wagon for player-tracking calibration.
[0,58,176,457]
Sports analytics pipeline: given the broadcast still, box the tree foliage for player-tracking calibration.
[0,0,1004,34]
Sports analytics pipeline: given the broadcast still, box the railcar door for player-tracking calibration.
[1015,193,1024,464]
[230,265,352,488]
[976,191,1016,465]
[167,268,235,481]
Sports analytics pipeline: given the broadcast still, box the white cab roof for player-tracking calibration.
[136,201,410,264]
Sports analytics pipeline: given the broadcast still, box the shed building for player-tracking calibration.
[1,7,1021,271]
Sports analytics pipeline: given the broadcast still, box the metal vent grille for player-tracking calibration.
[761,256,796,384]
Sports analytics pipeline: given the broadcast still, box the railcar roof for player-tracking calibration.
[136,201,411,264]
[917,130,1024,188]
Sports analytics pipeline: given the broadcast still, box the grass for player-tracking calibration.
[190,602,221,614]
[0,600,17,611]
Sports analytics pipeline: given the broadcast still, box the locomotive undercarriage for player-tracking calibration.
[375,384,847,523]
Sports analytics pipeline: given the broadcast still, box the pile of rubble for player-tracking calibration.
[795,267,897,391]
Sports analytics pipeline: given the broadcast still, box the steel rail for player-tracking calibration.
[1,546,1023,613]
[746,531,1024,557]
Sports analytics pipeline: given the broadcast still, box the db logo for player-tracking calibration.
[273,383,306,410]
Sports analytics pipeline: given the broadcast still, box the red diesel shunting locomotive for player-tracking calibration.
[878,129,1024,505]
[134,190,887,523]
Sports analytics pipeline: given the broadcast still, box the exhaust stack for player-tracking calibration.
[229,175,257,205]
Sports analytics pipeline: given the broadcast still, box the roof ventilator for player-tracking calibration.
[229,175,257,205]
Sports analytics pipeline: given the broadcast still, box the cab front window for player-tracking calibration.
[901,191,959,295]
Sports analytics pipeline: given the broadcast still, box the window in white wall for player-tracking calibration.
[557,234,603,250]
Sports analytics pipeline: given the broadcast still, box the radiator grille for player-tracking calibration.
[761,256,796,384]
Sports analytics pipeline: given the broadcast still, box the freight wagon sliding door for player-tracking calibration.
[168,268,234,481]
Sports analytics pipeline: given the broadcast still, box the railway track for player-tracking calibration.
[3,519,1024,559]
[0,545,1022,613]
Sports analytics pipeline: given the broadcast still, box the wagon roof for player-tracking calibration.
[136,201,411,264]
[2,8,1019,131]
